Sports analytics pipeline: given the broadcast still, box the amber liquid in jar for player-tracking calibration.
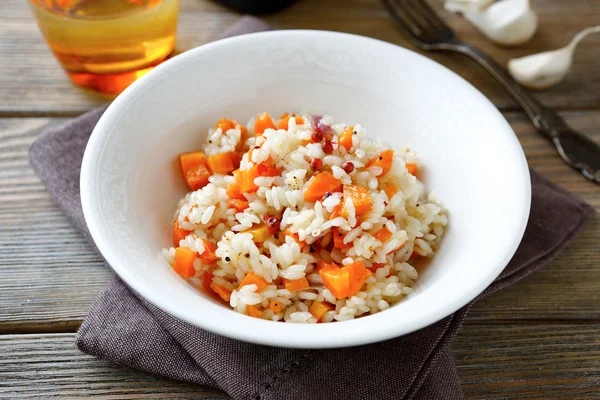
[29,0,179,94]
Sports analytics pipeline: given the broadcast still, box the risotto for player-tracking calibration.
[162,112,447,323]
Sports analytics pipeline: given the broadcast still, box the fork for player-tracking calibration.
[381,0,600,184]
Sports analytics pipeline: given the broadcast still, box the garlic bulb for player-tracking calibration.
[446,0,538,47]
[508,25,600,90]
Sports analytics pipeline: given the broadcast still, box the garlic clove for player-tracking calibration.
[447,0,538,47]
[508,25,600,90]
[444,0,494,13]
[508,48,572,90]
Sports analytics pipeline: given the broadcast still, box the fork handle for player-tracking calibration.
[450,42,570,139]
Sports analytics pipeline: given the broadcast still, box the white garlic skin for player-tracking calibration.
[444,0,494,13]
[508,48,572,90]
[450,0,538,47]
[507,25,600,90]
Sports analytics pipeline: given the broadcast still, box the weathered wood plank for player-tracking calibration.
[0,0,599,115]
[1,325,598,399]
[0,118,112,333]
[0,111,598,332]
[0,333,228,399]
[468,110,600,322]
[456,323,600,399]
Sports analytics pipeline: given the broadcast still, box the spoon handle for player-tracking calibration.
[449,41,571,138]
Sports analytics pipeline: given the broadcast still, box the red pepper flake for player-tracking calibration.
[311,131,323,143]
[264,215,280,234]
[310,157,323,170]
[342,161,354,173]
[322,140,334,154]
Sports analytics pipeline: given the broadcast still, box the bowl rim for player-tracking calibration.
[81,29,531,348]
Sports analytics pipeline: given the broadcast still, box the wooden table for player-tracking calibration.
[1,0,599,398]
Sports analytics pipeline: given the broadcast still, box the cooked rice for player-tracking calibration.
[163,113,447,323]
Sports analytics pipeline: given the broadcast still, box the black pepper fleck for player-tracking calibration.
[225,256,231,262]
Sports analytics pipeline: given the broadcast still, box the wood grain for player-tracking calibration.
[1,0,600,395]
[456,323,600,399]
[0,111,598,332]
[0,118,111,333]
[1,325,598,399]
[0,333,228,399]
[1,0,599,115]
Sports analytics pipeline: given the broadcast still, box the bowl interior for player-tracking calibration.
[81,30,530,348]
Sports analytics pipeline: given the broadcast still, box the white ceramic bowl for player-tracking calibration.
[81,30,530,348]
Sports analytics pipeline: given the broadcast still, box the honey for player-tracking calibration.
[29,0,179,94]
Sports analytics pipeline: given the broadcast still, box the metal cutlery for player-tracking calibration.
[382,0,600,183]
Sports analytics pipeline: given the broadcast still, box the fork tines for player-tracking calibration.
[382,0,455,47]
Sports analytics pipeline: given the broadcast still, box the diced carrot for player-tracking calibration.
[329,203,344,220]
[330,185,373,218]
[185,164,211,191]
[246,305,262,318]
[332,228,352,249]
[237,166,261,193]
[368,263,393,277]
[202,268,214,294]
[230,152,242,169]
[172,220,190,247]
[345,261,372,294]
[255,112,277,135]
[239,272,268,292]
[226,182,245,200]
[227,199,249,212]
[179,152,207,176]
[278,113,304,130]
[237,162,280,194]
[309,301,334,322]
[199,238,218,264]
[374,227,404,253]
[369,263,386,273]
[283,277,310,292]
[210,282,232,302]
[316,260,329,271]
[281,229,304,246]
[214,118,237,133]
[338,126,354,151]
[247,224,272,242]
[256,162,280,177]
[375,227,393,243]
[304,171,343,202]
[268,301,283,314]
[384,184,398,200]
[367,150,395,176]
[319,263,349,299]
[319,261,371,299]
[172,247,196,278]
[406,163,417,176]
[207,152,235,175]
[343,185,372,215]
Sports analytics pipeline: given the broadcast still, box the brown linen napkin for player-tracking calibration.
[28,16,594,400]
